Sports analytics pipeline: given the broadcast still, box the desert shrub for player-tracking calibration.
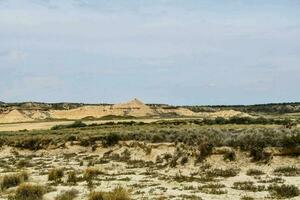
[14,137,52,150]
[223,150,236,161]
[84,168,102,181]
[233,181,265,192]
[55,189,79,200]
[120,149,131,162]
[246,169,265,176]
[102,133,120,147]
[268,184,299,198]
[51,121,87,130]
[240,196,254,200]
[67,171,77,185]
[88,191,106,200]
[198,183,225,189]
[180,156,188,165]
[1,172,29,190]
[207,168,240,178]
[13,183,44,200]
[274,166,300,176]
[88,187,130,200]
[48,168,64,183]
[106,186,131,200]
[195,143,213,163]
[16,160,32,168]
[249,147,272,162]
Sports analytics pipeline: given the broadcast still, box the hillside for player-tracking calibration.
[0,98,250,124]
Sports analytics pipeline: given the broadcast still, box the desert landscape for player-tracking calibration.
[1,1,299,200]
[0,100,299,200]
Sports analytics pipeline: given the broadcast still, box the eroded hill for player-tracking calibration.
[0,99,250,124]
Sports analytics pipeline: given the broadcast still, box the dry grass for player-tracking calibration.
[11,183,44,200]
[55,189,79,200]
[0,172,29,190]
[88,186,130,200]
[48,168,64,183]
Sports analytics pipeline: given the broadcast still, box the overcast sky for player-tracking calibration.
[0,0,299,105]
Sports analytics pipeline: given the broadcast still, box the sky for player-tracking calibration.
[0,0,300,105]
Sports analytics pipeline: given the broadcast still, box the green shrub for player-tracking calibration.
[233,181,265,192]
[1,172,29,190]
[207,168,240,178]
[102,133,120,147]
[268,184,299,198]
[274,166,300,176]
[13,183,44,200]
[246,169,265,176]
[51,121,87,130]
[48,168,64,183]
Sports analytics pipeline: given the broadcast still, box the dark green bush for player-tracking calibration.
[268,184,299,198]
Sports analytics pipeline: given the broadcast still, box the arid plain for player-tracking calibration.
[0,99,299,200]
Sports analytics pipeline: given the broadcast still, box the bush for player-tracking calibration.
[274,166,300,176]
[1,172,29,190]
[102,133,120,147]
[246,169,265,176]
[223,150,236,161]
[67,171,77,185]
[268,184,299,198]
[51,121,87,130]
[84,168,102,181]
[48,168,64,183]
[195,143,213,163]
[55,189,79,200]
[16,160,32,168]
[88,187,130,200]
[249,147,272,162]
[13,183,44,200]
[207,168,240,178]
[88,191,106,200]
[233,181,265,192]
[107,186,130,200]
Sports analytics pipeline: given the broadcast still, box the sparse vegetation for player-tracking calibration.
[233,181,265,192]
[1,172,29,190]
[88,187,130,200]
[0,115,299,199]
[48,168,64,183]
[246,169,265,176]
[11,183,44,200]
[274,166,300,176]
[268,184,300,198]
[67,171,77,185]
[207,168,240,178]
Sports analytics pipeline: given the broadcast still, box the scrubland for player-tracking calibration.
[0,120,299,200]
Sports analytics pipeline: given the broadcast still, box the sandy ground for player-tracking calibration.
[0,142,299,200]
[0,117,202,132]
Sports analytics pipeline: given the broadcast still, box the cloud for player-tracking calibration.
[0,0,299,104]
[0,50,27,63]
